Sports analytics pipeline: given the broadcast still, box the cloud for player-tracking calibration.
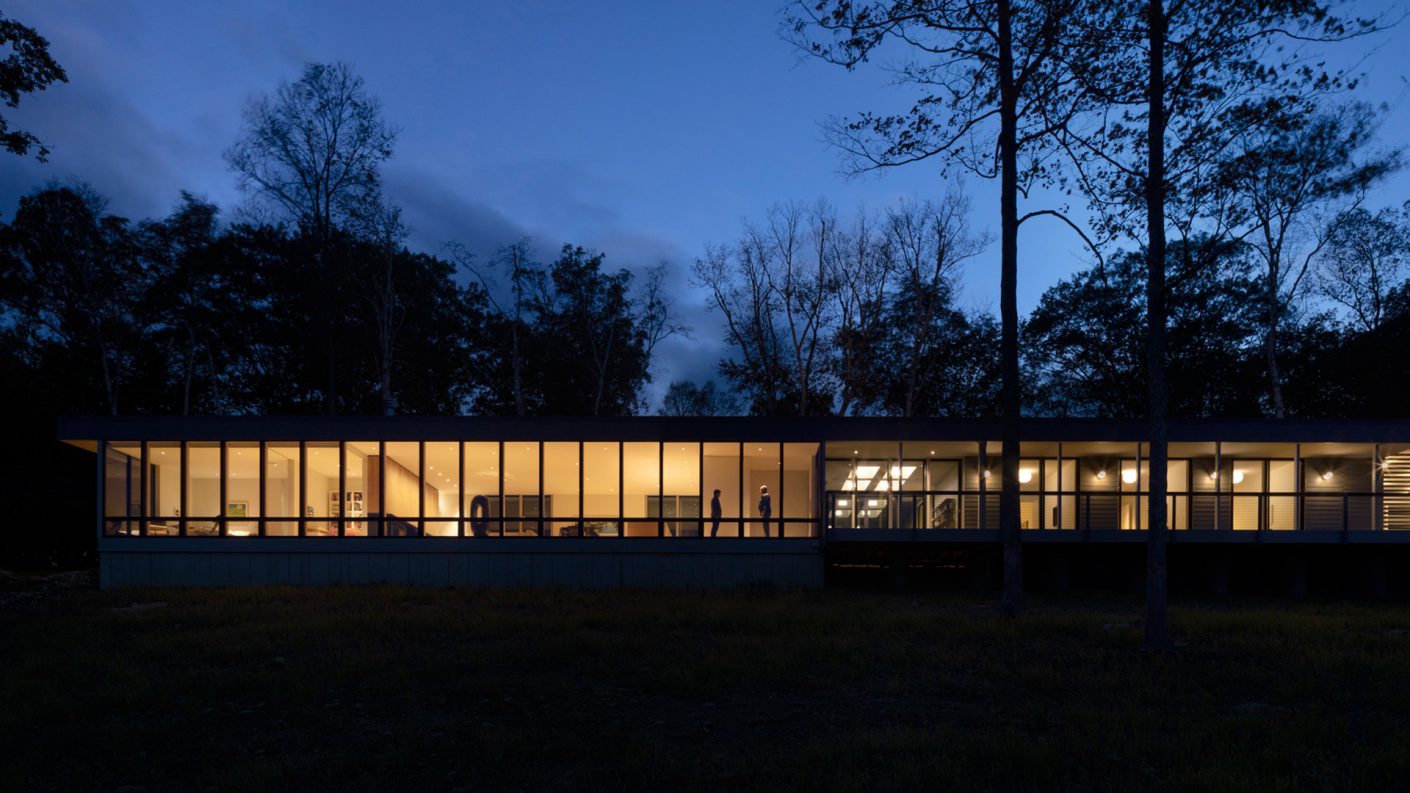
[382,164,528,263]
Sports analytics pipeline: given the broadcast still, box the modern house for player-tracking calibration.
[58,415,1410,591]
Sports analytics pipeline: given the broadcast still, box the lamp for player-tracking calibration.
[1018,469,1033,484]
[1322,470,1334,481]
[1232,470,1245,485]
[1096,469,1106,480]
[1121,469,1137,485]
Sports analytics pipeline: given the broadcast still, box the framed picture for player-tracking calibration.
[226,501,248,519]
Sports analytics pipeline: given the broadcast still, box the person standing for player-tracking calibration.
[709,489,722,537]
[758,485,772,538]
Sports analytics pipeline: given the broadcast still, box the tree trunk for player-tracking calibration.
[512,266,526,416]
[380,256,396,417]
[326,342,337,417]
[1143,0,1172,651]
[1266,256,1285,418]
[997,0,1024,617]
[182,323,196,417]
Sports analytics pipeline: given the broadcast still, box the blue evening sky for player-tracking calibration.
[3,1,1407,403]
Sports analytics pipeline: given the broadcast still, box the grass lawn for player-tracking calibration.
[3,579,1410,792]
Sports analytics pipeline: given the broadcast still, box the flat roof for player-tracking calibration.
[56,415,1410,444]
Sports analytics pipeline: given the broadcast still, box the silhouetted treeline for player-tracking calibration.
[0,184,675,420]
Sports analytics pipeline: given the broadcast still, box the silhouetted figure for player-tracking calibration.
[758,485,772,538]
[710,489,722,536]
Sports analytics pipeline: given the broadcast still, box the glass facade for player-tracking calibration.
[94,435,1410,538]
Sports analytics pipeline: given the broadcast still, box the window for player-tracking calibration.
[265,443,300,536]
[424,442,460,536]
[503,442,541,536]
[463,442,499,536]
[104,442,141,536]
[305,442,339,536]
[145,442,180,536]
[583,442,620,536]
[623,442,659,536]
[543,442,580,537]
[341,442,376,537]
[225,442,260,536]
[383,442,421,537]
[703,442,741,537]
[781,443,817,536]
[186,442,221,536]
[662,443,700,536]
[744,443,780,537]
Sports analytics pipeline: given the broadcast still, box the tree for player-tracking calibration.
[226,62,396,242]
[353,195,409,416]
[659,380,742,416]
[470,245,666,416]
[1025,240,1265,419]
[1318,203,1410,333]
[0,184,145,415]
[1215,102,1399,416]
[225,62,398,414]
[140,193,226,415]
[1057,0,1376,648]
[452,238,542,416]
[693,202,839,416]
[883,195,988,416]
[827,206,894,416]
[0,12,67,161]
[790,0,1092,615]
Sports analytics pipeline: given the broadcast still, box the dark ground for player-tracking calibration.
[3,572,1409,792]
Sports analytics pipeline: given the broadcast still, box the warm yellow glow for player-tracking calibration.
[982,469,991,479]
[855,465,880,480]
[888,465,918,480]
[1018,469,1033,484]
[1322,470,1334,481]
[1121,469,1137,485]
[1232,470,1245,485]
[1096,470,1106,480]
[837,498,850,507]
[874,480,890,492]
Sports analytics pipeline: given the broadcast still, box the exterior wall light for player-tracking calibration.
[1096,469,1106,480]
[1322,470,1334,481]
[1018,469,1033,484]
[1232,470,1245,485]
[1121,469,1137,485]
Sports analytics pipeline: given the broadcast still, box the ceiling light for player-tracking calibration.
[837,498,850,507]
[1121,469,1137,485]
[856,465,880,479]
[888,465,917,480]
